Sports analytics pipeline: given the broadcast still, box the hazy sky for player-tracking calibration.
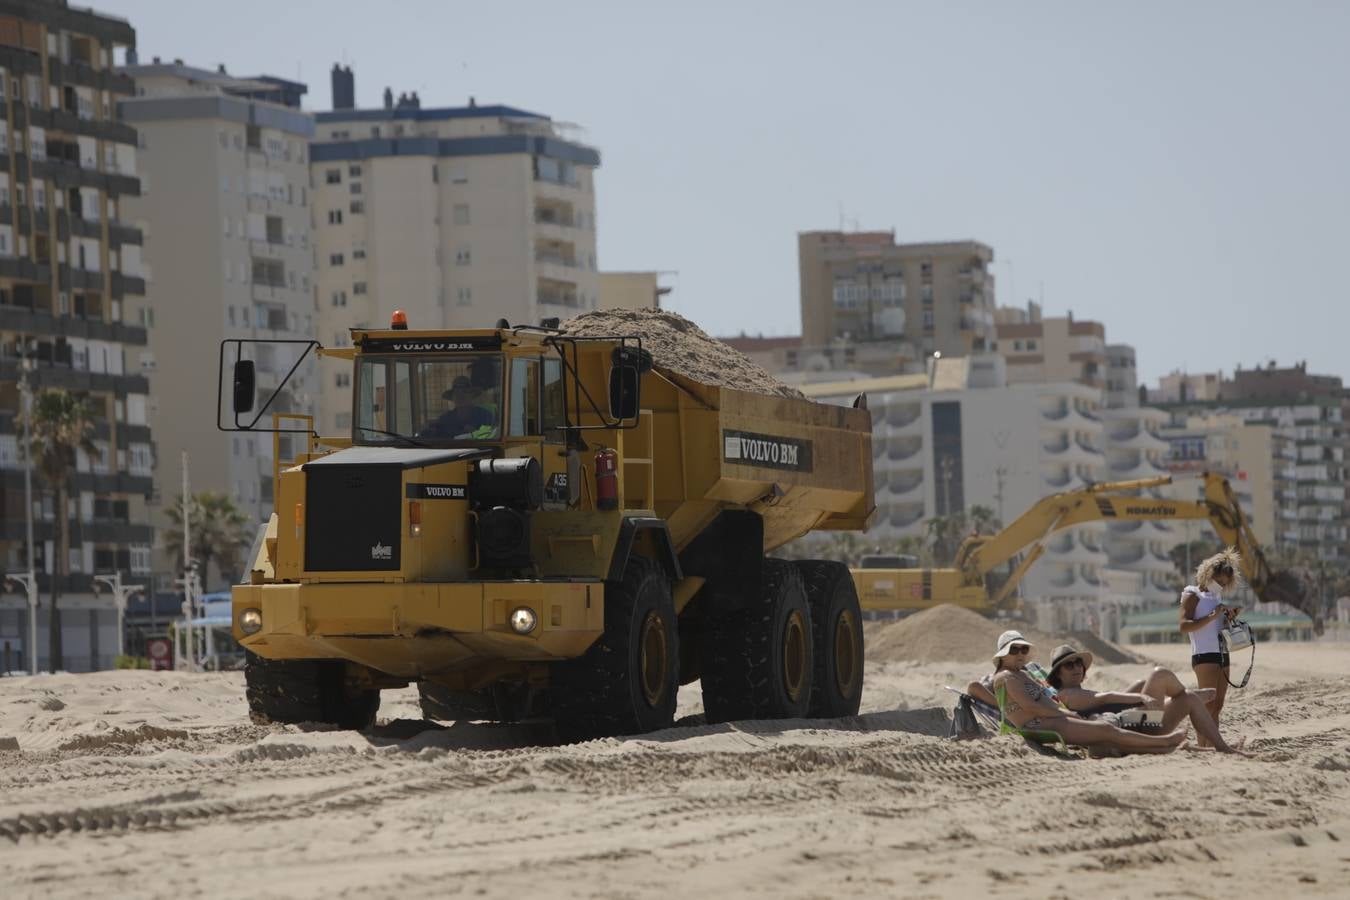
[111,1,1349,386]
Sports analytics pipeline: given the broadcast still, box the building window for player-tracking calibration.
[328,209,343,225]
[349,200,364,214]
[353,282,367,295]
[331,290,347,307]
[330,253,344,266]
[336,372,350,388]
[922,310,934,330]
[349,181,362,195]
[352,246,366,259]
[457,286,472,305]
[1013,340,1022,351]
[1027,340,1038,351]
[348,164,361,177]
[456,247,471,265]
[325,169,341,184]
[453,204,470,225]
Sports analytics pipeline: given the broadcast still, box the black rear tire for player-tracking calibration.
[245,651,379,731]
[554,556,679,741]
[701,558,814,723]
[795,560,865,718]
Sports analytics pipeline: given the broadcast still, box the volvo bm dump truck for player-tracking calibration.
[221,317,874,738]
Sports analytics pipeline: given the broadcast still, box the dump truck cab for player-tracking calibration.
[222,314,874,737]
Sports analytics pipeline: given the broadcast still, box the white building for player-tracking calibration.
[311,71,600,435]
[804,356,1110,627]
[119,60,316,585]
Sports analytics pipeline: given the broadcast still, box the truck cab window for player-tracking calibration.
[542,357,565,441]
[508,358,540,436]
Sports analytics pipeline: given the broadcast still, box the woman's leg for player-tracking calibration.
[1045,717,1187,754]
[1193,663,1225,748]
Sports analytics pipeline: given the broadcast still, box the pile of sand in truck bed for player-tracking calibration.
[864,604,1146,666]
[561,308,804,399]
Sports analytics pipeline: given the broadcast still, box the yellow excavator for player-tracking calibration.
[851,472,1318,631]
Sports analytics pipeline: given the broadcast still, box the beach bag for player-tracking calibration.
[1220,619,1256,688]
[949,694,985,740]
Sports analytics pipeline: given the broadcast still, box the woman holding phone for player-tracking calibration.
[1179,548,1242,747]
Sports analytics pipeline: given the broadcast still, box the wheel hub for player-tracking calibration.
[783,609,807,702]
[834,609,860,697]
[639,610,668,707]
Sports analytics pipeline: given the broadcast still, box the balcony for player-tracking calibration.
[886,501,926,530]
[1075,436,1103,455]
[108,221,142,247]
[883,403,922,430]
[0,305,147,344]
[885,434,923,462]
[1042,402,1070,421]
[1044,469,1073,489]
[70,267,103,290]
[0,257,51,282]
[111,272,146,298]
[885,470,925,498]
[1042,435,1070,453]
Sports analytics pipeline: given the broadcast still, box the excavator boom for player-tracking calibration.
[855,472,1317,631]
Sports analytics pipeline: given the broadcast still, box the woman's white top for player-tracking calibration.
[1183,584,1223,655]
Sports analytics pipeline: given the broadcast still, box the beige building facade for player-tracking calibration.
[0,3,146,671]
[798,232,996,367]
[119,61,315,584]
[598,271,669,311]
[311,83,600,434]
[994,303,1107,390]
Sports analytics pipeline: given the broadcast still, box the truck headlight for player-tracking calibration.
[509,606,537,634]
[239,607,263,635]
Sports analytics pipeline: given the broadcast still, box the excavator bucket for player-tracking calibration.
[1258,570,1322,635]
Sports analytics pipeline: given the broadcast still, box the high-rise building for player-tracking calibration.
[310,70,600,434]
[0,3,147,671]
[598,271,670,311]
[798,232,996,366]
[118,61,315,584]
[803,358,1111,631]
[994,303,1107,389]
[1152,361,1347,560]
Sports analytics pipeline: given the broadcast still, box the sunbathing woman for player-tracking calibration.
[1046,644,1245,754]
[985,631,1188,755]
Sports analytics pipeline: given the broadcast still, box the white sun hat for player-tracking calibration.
[993,630,1033,662]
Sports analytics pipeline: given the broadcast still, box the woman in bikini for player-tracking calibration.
[1179,548,1242,747]
[985,631,1188,754]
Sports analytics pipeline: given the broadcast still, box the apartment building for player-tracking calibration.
[0,3,147,671]
[1153,362,1347,560]
[993,302,1107,389]
[311,67,600,434]
[598,271,670,311]
[118,60,315,581]
[1150,369,1223,404]
[803,357,1110,629]
[798,232,996,369]
[1158,412,1275,547]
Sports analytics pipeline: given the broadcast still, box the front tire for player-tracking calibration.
[245,651,380,731]
[555,556,679,741]
[794,560,865,718]
[701,558,814,723]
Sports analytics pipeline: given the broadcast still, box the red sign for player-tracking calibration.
[147,637,173,671]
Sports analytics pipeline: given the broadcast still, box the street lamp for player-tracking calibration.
[93,572,145,660]
[6,339,39,674]
[2,573,38,675]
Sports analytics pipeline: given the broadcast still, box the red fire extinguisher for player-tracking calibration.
[595,448,618,511]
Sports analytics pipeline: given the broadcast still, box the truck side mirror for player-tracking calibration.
[609,365,639,421]
[233,360,256,413]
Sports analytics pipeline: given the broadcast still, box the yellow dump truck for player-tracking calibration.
[220,317,874,737]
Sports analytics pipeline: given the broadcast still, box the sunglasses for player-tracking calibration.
[1005,644,1030,656]
[1059,659,1086,671]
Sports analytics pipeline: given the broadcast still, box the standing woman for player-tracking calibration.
[1179,548,1242,747]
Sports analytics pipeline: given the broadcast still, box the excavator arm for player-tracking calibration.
[952,472,1315,628]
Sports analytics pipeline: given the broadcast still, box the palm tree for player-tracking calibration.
[25,389,97,671]
[163,491,254,589]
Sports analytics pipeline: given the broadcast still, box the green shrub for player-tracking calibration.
[114,655,151,670]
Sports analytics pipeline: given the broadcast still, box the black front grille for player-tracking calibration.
[304,465,401,571]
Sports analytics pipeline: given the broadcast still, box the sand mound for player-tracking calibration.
[562,308,803,398]
[864,606,1145,668]
[865,604,1006,664]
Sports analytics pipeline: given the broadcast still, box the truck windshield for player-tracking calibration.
[356,354,503,443]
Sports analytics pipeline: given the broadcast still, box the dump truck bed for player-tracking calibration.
[621,367,874,553]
